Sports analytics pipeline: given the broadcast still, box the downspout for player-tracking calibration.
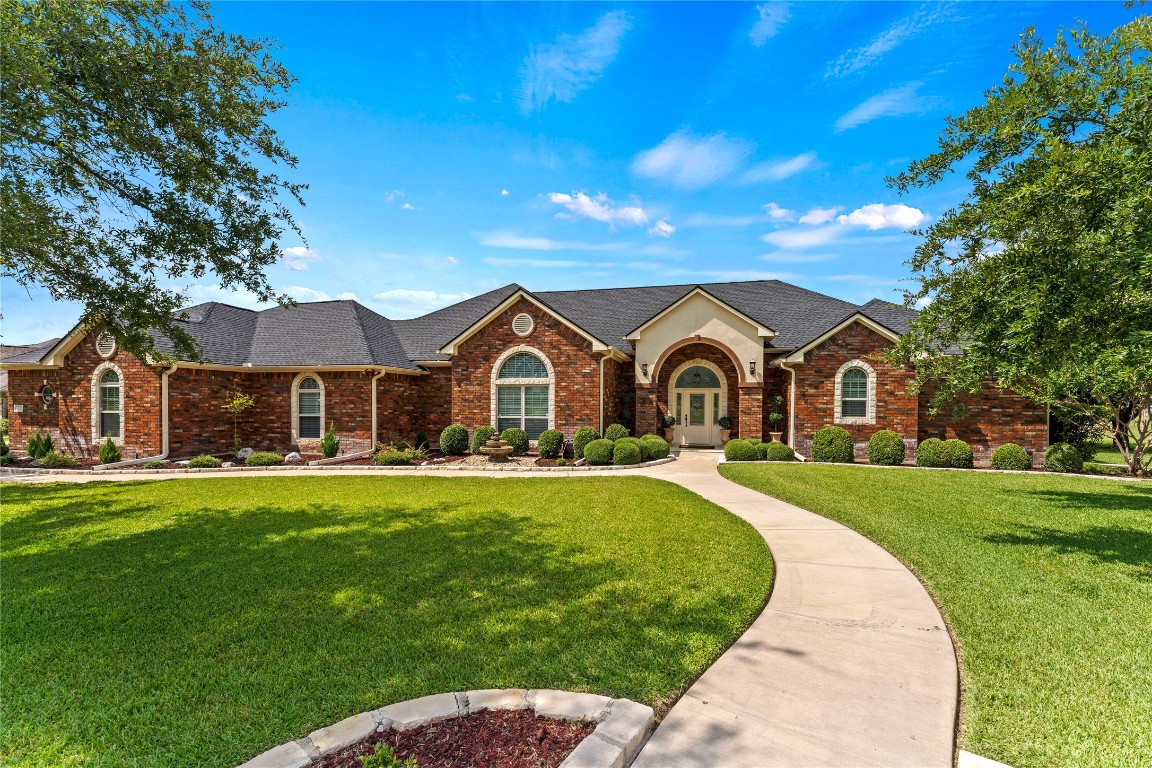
[599,355,606,434]
[370,368,386,449]
[777,359,799,451]
[96,361,178,468]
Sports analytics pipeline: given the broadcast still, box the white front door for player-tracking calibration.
[679,389,717,446]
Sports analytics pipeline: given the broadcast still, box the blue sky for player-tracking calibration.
[2,1,1138,343]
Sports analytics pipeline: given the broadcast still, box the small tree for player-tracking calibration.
[220,388,256,452]
[320,422,340,459]
[99,437,121,465]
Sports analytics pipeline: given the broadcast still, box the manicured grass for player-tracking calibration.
[1089,437,1130,466]
[719,463,1152,768]
[1,476,772,768]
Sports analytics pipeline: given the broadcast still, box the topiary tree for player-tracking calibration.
[1043,442,1083,473]
[867,430,906,466]
[572,427,599,459]
[583,438,614,465]
[765,442,796,462]
[944,438,974,469]
[320,422,341,459]
[916,438,950,468]
[640,434,670,460]
[991,443,1032,471]
[811,425,854,463]
[612,440,642,466]
[98,437,121,465]
[500,428,529,456]
[604,423,630,441]
[724,439,759,462]
[536,429,564,459]
[220,388,256,452]
[470,426,497,454]
[438,424,468,456]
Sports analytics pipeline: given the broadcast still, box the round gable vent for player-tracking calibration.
[512,313,534,337]
[96,332,116,358]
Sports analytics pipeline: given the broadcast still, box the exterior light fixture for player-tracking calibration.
[641,362,649,377]
[749,361,757,376]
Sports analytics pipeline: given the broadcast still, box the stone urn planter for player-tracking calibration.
[769,431,784,443]
[664,427,676,442]
[720,430,731,444]
[718,416,732,445]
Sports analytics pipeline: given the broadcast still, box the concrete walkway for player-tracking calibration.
[634,451,958,768]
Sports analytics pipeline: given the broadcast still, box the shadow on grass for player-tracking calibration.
[984,525,1152,580]
[1014,485,1152,513]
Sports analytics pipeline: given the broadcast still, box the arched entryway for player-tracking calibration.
[668,359,727,446]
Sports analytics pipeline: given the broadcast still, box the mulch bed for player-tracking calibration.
[311,708,594,768]
[327,451,470,467]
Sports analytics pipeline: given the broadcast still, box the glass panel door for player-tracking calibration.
[689,393,705,426]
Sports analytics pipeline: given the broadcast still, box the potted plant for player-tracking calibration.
[768,395,786,442]
[662,413,677,442]
[718,415,732,444]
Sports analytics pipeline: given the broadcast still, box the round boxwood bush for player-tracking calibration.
[991,443,1032,471]
[640,434,670,460]
[189,455,224,469]
[811,425,854,463]
[572,426,599,459]
[945,438,974,469]
[604,423,630,441]
[916,438,949,468]
[868,430,906,466]
[1043,442,1082,473]
[724,439,759,462]
[245,451,284,467]
[500,428,529,456]
[470,425,497,454]
[765,442,796,462]
[439,424,469,456]
[583,438,615,465]
[536,429,564,459]
[613,440,642,465]
[615,436,650,461]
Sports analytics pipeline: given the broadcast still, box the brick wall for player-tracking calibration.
[652,342,742,435]
[919,381,1048,466]
[761,366,789,442]
[602,357,636,435]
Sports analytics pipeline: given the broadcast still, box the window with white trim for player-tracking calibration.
[99,369,122,438]
[840,368,868,417]
[495,352,550,439]
[297,376,322,438]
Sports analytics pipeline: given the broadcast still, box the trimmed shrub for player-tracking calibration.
[718,415,732,430]
[615,436,650,461]
[500,428,529,456]
[724,439,759,462]
[99,437,121,465]
[27,430,53,459]
[765,442,796,462]
[439,424,469,456]
[572,427,599,459]
[555,457,566,466]
[640,434,671,460]
[916,438,949,468]
[945,438,974,469]
[756,441,771,460]
[991,443,1032,471]
[375,449,412,466]
[188,455,223,469]
[1044,442,1083,473]
[536,429,564,459]
[321,423,341,459]
[613,440,642,465]
[37,451,78,468]
[811,425,854,463]
[470,426,497,454]
[143,460,168,469]
[583,439,615,466]
[604,423,630,441]
[245,451,284,467]
[867,430,906,466]
[0,455,15,466]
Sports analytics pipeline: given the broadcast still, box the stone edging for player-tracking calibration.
[238,689,655,768]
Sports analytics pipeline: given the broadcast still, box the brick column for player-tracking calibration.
[634,386,657,437]
[738,385,764,441]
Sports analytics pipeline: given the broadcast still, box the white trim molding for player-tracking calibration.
[783,314,901,364]
[667,358,728,447]
[91,362,125,446]
[626,286,776,341]
[291,371,326,444]
[833,359,877,426]
[490,345,555,436]
[437,290,612,355]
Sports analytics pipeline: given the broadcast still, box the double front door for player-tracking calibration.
[677,389,720,447]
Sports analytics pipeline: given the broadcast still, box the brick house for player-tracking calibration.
[1,279,1048,464]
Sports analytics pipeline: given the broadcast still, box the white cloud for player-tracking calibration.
[384,190,404,203]
[481,257,584,269]
[837,203,928,230]
[401,202,417,211]
[181,283,268,310]
[475,230,626,251]
[518,11,631,114]
[835,82,927,132]
[764,202,795,221]
[376,251,460,268]
[280,246,319,271]
[284,286,333,303]
[760,252,837,264]
[648,220,676,238]
[798,207,842,225]
[750,2,790,45]
[501,189,510,196]
[827,5,949,78]
[547,191,649,228]
[740,152,817,183]
[761,225,842,250]
[336,292,359,301]
[631,130,752,190]
[372,289,472,315]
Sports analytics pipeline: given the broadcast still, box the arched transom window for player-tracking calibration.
[99,369,122,438]
[674,365,722,388]
[296,375,323,439]
[834,359,876,425]
[494,350,551,439]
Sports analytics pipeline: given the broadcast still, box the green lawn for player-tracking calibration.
[1088,438,1131,466]
[719,463,1152,768]
[1,476,772,768]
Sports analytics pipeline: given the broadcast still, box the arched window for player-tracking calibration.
[834,360,876,425]
[493,350,552,439]
[295,375,323,439]
[99,370,122,438]
[674,365,722,388]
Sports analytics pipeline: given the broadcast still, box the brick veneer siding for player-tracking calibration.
[602,357,636,436]
[6,336,162,459]
[738,386,764,441]
[761,366,789,442]
[919,381,1048,466]
[792,323,919,460]
[376,371,433,446]
[651,342,742,436]
[450,298,604,439]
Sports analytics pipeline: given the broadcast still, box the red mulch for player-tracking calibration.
[326,452,469,467]
[311,708,594,768]
[533,458,561,467]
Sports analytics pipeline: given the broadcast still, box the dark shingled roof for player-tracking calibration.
[1,338,61,365]
[390,284,524,362]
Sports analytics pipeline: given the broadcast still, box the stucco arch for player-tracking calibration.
[650,336,749,387]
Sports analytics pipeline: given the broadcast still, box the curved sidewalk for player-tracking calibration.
[634,452,958,768]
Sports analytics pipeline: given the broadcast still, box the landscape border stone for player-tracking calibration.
[237,689,655,768]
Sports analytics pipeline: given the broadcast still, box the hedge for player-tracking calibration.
[612,441,642,466]
[724,439,759,462]
[604,423,630,441]
[945,438,974,469]
[640,434,670,460]
[615,436,650,462]
[500,428,529,456]
[583,439,614,465]
[572,427,599,459]
[991,443,1032,471]
[536,429,564,459]
[867,430,905,466]
[811,425,854,463]
[916,438,949,468]
[470,426,497,454]
[765,442,796,462]
[439,424,469,456]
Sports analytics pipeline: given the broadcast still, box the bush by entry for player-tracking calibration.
[0,476,772,768]
[719,462,1152,768]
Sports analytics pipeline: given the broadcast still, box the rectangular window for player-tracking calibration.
[497,385,549,439]
[713,393,720,424]
[676,393,682,422]
[841,399,867,418]
[298,390,321,438]
[100,412,120,438]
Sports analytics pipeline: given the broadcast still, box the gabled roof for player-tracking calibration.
[624,285,776,340]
